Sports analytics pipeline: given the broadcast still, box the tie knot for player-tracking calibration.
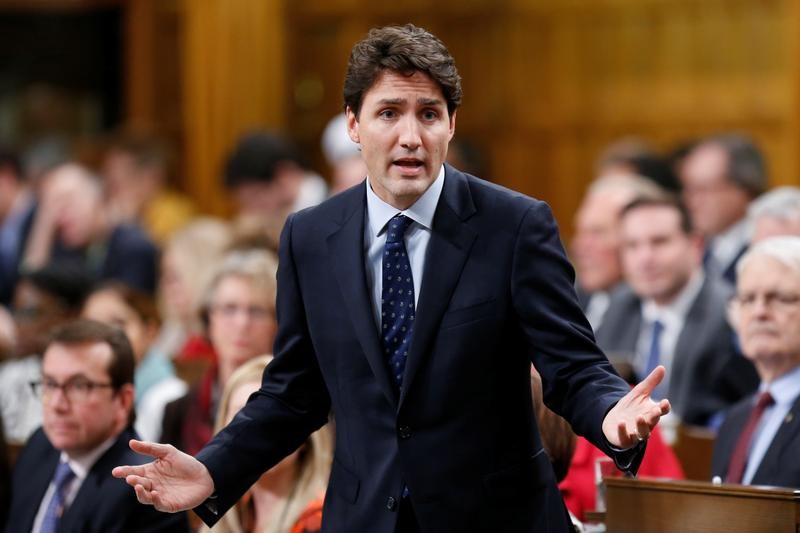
[53,461,75,489]
[756,391,775,410]
[386,215,413,244]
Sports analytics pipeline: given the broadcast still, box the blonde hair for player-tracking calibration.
[160,217,233,322]
[203,355,332,533]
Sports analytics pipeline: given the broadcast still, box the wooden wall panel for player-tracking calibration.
[120,0,800,236]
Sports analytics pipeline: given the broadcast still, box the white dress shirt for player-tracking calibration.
[635,270,705,393]
[364,166,445,329]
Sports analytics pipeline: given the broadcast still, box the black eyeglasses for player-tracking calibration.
[30,378,114,403]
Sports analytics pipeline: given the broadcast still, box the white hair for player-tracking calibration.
[737,235,800,278]
[748,186,800,223]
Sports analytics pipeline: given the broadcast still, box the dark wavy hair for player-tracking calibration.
[344,24,462,118]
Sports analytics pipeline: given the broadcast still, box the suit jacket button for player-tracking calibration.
[399,425,411,439]
[386,496,398,511]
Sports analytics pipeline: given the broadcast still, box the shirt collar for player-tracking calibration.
[366,165,445,237]
[61,433,118,481]
[760,365,800,406]
[709,217,751,264]
[641,269,705,326]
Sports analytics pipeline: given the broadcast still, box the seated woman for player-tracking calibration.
[160,248,278,454]
[200,355,332,533]
[82,281,187,441]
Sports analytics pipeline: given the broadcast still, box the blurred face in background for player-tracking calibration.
[680,143,751,238]
[571,191,629,293]
[208,275,276,383]
[621,204,702,306]
[41,341,132,456]
[13,281,71,357]
[82,289,157,363]
[733,255,800,382]
[43,165,103,248]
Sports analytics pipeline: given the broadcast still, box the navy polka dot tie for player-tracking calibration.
[382,214,415,390]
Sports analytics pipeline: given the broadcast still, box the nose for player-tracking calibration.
[398,116,421,150]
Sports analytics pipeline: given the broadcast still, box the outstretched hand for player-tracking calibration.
[112,440,215,513]
[602,366,671,449]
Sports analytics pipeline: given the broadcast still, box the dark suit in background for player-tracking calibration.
[195,167,642,532]
[595,276,759,425]
[711,393,800,487]
[6,427,188,533]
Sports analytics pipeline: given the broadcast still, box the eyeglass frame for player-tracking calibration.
[30,377,116,403]
[209,302,275,321]
[730,291,800,311]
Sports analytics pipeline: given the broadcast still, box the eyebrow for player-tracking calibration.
[376,97,445,107]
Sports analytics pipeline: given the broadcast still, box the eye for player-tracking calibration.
[421,109,439,121]
[379,109,396,119]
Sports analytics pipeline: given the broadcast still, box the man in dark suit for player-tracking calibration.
[113,24,670,532]
[711,236,800,487]
[6,320,188,532]
[595,196,758,426]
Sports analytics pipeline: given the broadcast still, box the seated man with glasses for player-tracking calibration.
[5,319,189,532]
[711,236,800,487]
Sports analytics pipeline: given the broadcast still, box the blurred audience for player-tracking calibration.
[595,195,758,427]
[679,133,767,285]
[223,132,326,247]
[712,237,800,487]
[596,137,681,193]
[6,320,189,531]
[571,174,663,331]
[81,282,187,442]
[0,145,36,307]
[321,113,367,195]
[22,162,159,294]
[100,131,196,245]
[199,356,332,533]
[0,262,90,445]
[747,186,800,243]
[152,217,233,364]
[161,249,278,455]
[0,413,9,530]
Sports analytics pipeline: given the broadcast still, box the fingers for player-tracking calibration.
[129,439,173,459]
[632,365,666,397]
[616,420,635,448]
[112,464,148,479]
[658,398,671,416]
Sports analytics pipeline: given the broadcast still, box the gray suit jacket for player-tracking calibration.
[594,276,759,425]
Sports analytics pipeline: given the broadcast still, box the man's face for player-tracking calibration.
[346,70,456,210]
[621,205,702,305]
[571,191,627,292]
[680,143,751,238]
[41,341,131,457]
[734,255,800,380]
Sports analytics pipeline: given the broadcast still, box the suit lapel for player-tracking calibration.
[753,393,800,482]
[327,187,399,407]
[400,167,477,407]
[16,441,58,532]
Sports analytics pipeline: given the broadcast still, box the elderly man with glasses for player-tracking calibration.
[711,236,800,487]
[5,320,188,533]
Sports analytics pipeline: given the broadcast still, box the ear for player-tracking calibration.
[115,383,135,425]
[448,110,457,141]
[345,106,360,144]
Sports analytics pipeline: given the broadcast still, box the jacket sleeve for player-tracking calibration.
[195,214,331,526]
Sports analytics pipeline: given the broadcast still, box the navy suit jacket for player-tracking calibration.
[711,392,800,487]
[594,277,758,425]
[6,427,188,533]
[196,166,641,532]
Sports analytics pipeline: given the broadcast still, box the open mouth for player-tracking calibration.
[393,158,424,169]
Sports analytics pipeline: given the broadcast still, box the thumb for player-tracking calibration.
[632,365,666,398]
